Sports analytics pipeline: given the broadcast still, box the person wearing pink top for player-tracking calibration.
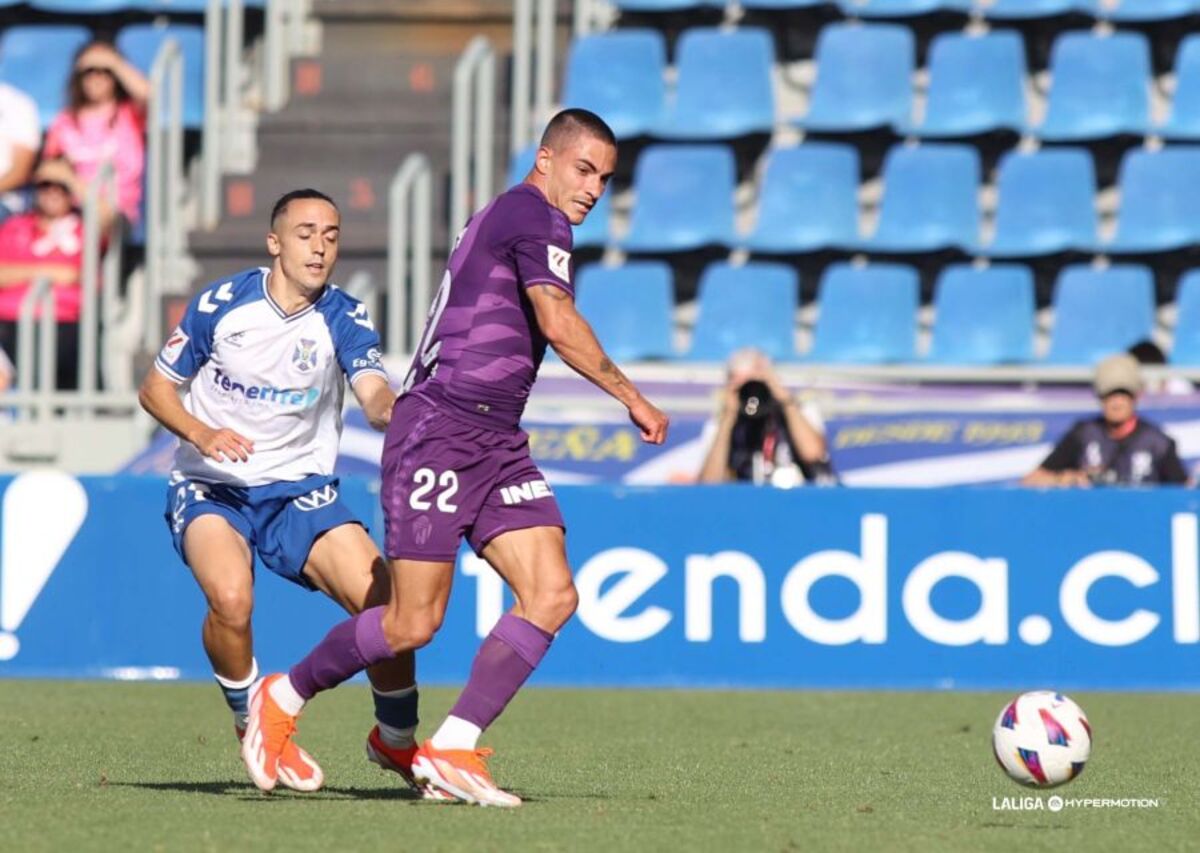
[44,40,148,225]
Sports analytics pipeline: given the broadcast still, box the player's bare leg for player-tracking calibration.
[413,525,576,807]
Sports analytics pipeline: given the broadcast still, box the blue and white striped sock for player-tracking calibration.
[214,658,258,733]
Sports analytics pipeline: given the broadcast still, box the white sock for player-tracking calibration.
[213,658,258,691]
[430,715,482,751]
[268,675,306,716]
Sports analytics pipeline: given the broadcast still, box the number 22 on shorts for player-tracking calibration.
[409,468,459,512]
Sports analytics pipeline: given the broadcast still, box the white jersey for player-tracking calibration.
[154,266,387,486]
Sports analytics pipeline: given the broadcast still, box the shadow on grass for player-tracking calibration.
[109,780,429,802]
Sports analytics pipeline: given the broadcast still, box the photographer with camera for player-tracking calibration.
[698,348,837,487]
[1022,353,1189,487]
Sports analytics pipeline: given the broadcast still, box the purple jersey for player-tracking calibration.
[401,183,574,431]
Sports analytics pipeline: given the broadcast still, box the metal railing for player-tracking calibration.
[263,0,311,112]
[511,0,557,155]
[450,36,496,241]
[145,37,184,353]
[387,153,433,356]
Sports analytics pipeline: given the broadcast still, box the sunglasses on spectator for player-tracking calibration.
[35,181,70,193]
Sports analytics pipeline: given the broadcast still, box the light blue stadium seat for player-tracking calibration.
[1044,265,1155,365]
[1170,270,1200,365]
[742,0,831,7]
[1088,0,1200,22]
[561,31,665,140]
[612,0,725,10]
[687,262,798,362]
[117,23,206,129]
[1036,31,1152,141]
[653,28,775,141]
[908,31,1026,138]
[743,143,859,254]
[927,265,1035,364]
[864,143,979,252]
[1161,35,1200,140]
[0,25,91,129]
[622,145,737,252]
[984,0,1090,19]
[1103,147,1200,253]
[576,263,676,361]
[838,0,972,17]
[798,23,914,134]
[31,0,133,11]
[505,146,611,249]
[986,148,1096,257]
[807,263,918,362]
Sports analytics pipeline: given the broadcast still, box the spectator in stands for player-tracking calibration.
[44,39,148,224]
[698,348,837,487]
[0,75,40,219]
[0,158,110,391]
[1128,339,1194,395]
[1022,353,1189,487]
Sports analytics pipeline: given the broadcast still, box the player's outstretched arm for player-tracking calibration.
[350,373,396,431]
[527,283,668,444]
[138,368,254,463]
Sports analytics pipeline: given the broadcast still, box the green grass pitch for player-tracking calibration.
[2,682,1197,851]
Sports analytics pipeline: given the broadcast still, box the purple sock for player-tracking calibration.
[288,606,394,700]
[448,613,554,730]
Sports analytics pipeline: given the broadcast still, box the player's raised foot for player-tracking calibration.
[364,726,455,801]
[236,723,324,792]
[411,741,522,808]
[241,674,304,792]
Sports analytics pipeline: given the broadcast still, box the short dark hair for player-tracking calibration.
[539,108,617,152]
[270,188,338,228]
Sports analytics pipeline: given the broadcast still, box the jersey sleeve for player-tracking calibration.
[330,296,388,385]
[1158,437,1190,484]
[505,194,576,297]
[153,288,221,383]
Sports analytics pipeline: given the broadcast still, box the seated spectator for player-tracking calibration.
[698,348,837,487]
[0,159,110,391]
[1128,338,1194,395]
[44,40,147,225]
[1022,353,1189,487]
[0,76,40,219]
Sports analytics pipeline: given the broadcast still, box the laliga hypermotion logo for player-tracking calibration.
[0,472,88,660]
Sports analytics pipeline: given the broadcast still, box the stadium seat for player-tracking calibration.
[927,265,1035,364]
[117,23,206,129]
[985,148,1097,257]
[1103,147,1200,253]
[30,0,133,10]
[908,31,1027,138]
[561,31,666,140]
[621,145,737,253]
[0,25,91,129]
[507,146,535,188]
[1161,35,1200,140]
[506,146,611,248]
[653,28,775,141]
[742,143,859,254]
[838,0,972,17]
[983,0,1090,19]
[611,0,725,9]
[1044,265,1155,364]
[1168,270,1200,365]
[864,143,980,253]
[1089,0,1200,22]
[807,263,918,362]
[687,262,798,362]
[797,23,915,134]
[575,263,676,361]
[1036,31,1152,142]
[742,0,832,7]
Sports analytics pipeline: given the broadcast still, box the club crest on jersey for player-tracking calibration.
[292,338,319,372]
[547,245,571,283]
[160,327,189,365]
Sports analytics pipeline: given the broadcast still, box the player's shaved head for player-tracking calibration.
[271,188,338,229]
[539,108,617,153]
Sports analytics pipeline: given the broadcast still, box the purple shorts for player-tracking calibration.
[380,394,565,561]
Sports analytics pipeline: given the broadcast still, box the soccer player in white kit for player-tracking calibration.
[139,190,427,793]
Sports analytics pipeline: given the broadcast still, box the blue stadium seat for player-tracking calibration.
[621,145,737,253]
[1169,270,1200,365]
[653,28,775,141]
[561,31,665,140]
[798,23,915,134]
[807,263,918,362]
[117,23,206,129]
[30,0,134,10]
[506,146,536,188]
[927,265,1035,364]
[1089,0,1200,22]
[612,0,725,9]
[506,146,611,248]
[1036,31,1152,141]
[742,143,859,254]
[838,0,972,17]
[1044,265,1155,364]
[986,148,1097,257]
[864,143,979,253]
[576,263,676,361]
[1103,147,1200,253]
[688,262,798,362]
[0,25,91,129]
[908,31,1026,138]
[1161,35,1200,140]
[742,0,831,7]
[984,0,1091,19]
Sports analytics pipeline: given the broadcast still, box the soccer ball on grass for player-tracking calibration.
[991,690,1091,787]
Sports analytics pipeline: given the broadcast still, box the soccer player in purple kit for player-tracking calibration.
[241,109,669,806]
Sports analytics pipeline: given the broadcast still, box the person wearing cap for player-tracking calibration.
[698,347,837,486]
[1022,353,1189,487]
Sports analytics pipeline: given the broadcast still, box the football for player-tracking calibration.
[992,691,1092,787]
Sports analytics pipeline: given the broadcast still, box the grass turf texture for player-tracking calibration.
[1,683,1196,852]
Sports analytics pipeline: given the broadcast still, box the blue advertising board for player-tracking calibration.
[1,472,1198,690]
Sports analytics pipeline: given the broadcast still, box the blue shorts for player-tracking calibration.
[164,473,362,590]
